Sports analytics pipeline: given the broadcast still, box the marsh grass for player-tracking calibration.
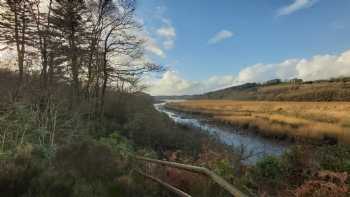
[166,100,350,143]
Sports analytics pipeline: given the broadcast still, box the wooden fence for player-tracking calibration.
[133,156,248,197]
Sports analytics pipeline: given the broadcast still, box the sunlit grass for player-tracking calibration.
[166,100,350,143]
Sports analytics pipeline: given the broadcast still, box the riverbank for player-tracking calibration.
[156,101,350,196]
[165,100,350,144]
[155,102,289,163]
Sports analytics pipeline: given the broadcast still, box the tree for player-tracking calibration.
[29,0,53,89]
[50,0,89,105]
[0,0,36,83]
[85,0,161,118]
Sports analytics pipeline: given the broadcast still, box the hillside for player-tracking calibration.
[195,78,350,101]
[154,95,195,101]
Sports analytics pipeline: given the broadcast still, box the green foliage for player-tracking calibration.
[50,140,127,196]
[0,139,150,197]
[251,156,283,186]
[32,144,57,160]
[0,88,219,196]
[123,105,204,157]
[316,144,350,173]
[281,146,319,186]
[98,133,133,157]
[0,144,43,197]
[0,104,37,151]
[135,148,158,159]
[343,160,350,172]
[213,159,236,182]
[246,145,350,196]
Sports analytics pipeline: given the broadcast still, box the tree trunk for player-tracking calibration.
[14,5,23,83]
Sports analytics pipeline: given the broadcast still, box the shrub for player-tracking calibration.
[281,145,319,186]
[98,133,133,157]
[316,144,350,172]
[124,107,203,156]
[0,144,42,197]
[29,140,133,197]
[251,155,283,189]
[213,159,236,181]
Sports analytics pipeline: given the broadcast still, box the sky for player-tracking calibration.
[2,0,347,95]
[135,0,350,96]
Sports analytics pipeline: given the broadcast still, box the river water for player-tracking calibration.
[154,101,289,163]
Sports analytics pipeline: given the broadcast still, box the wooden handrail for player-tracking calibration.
[135,170,192,197]
[134,156,248,197]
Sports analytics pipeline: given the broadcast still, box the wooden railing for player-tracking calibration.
[133,156,248,197]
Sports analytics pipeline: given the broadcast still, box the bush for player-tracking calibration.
[316,144,350,173]
[124,107,203,156]
[213,159,236,182]
[0,139,145,197]
[0,144,44,197]
[252,156,282,184]
[98,133,133,157]
[249,155,284,194]
[281,146,319,186]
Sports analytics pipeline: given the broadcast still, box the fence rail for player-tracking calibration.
[135,169,192,197]
[134,156,248,197]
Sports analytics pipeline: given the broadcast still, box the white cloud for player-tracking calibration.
[144,71,238,96]
[163,40,175,50]
[138,31,165,58]
[156,23,176,50]
[237,59,300,83]
[145,49,350,96]
[144,71,199,95]
[296,52,350,80]
[157,26,176,39]
[277,0,318,16]
[145,37,165,58]
[208,30,234,45]
[140,23,175,57]
[239,51,350,82]
[137,5,176,54]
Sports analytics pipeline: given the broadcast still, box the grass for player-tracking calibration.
[198,80,350,101]
[166,100,350,144]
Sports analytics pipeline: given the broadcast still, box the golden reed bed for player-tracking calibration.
[166,100,350,144]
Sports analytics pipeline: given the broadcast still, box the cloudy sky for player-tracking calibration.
[136,0,350,95]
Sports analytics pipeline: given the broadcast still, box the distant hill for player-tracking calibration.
[193,77,350,101]
[153,95,195,101]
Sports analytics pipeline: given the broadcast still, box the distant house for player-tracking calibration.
[289,78,303,85]
[264,79,281,85]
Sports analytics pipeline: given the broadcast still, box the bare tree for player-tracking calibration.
[86,0,161,118]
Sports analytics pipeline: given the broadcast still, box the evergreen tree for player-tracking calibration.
[50,0,89,104]
[0,0,36,83]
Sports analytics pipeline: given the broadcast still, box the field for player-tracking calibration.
[197,80,350,101]
[166,100,350,143]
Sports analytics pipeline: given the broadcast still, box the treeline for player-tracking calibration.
[0,1,170,196]
[0,2,221,196]
[0,0,159,120]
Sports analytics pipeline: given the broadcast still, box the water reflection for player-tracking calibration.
[154,102,289,163]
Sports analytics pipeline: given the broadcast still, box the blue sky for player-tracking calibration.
[136,0,350,95]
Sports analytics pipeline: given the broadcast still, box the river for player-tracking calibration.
[154,101,289,163]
